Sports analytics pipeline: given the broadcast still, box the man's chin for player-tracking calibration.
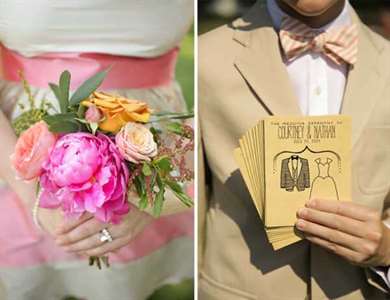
[283,0,340,17]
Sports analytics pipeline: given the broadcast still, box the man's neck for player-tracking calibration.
[275,0,346,28]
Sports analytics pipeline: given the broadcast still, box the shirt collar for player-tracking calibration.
[266,0,351,31]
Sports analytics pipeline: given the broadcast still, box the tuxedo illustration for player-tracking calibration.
[280,155,310,192]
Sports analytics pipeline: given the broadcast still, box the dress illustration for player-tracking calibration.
[309,158,339,200]
[280,155,310,192]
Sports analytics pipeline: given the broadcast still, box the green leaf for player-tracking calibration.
[49,83,66,113]
[154,157,172,173]
[77,104,87,118]
[165,180,182,193]
[166,122,184,135]
[43,113,80,133]
[43,112,77,123]
[153,184,165,217]
[134,176,148,210]
[69,69,110,106]
[142,163,153,177]
[59,70,70,111]
[165,180,193,207]
[46,120,80,133]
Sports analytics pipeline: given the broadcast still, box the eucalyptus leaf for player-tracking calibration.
[69,69,110,106]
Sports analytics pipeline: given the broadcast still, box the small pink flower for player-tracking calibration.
[39,133,130,223]
[11,121,57,180]
[85,105,102,123]
[115,123,158,164]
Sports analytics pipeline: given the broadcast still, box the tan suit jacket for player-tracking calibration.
[198,1,390,299]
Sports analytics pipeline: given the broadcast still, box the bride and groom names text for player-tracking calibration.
[277,121,337,141]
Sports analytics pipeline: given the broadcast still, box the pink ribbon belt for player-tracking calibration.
[1,45,178,90]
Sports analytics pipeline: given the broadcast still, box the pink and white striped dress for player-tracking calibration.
[0,1,194,299]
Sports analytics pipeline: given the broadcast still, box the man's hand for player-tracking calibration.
[54,206,154,257]
[296,198,390,267]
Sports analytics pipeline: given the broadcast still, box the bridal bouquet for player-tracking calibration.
[11,70,194,267]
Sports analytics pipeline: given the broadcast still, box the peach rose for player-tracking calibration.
[115,123,158,164]
[11,121,57,180]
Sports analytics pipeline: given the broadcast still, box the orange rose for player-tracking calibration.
[11,121,57,180]
[82,92,151,133]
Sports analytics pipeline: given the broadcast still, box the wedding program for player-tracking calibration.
[234,115,352,249]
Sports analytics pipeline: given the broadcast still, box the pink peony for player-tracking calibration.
[85,105,102,123]
[39,133,130,223]
[115,123,158,164]
[11,121,57,180]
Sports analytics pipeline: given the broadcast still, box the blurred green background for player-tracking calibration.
[146,27,195,300]
[177,28,195,111]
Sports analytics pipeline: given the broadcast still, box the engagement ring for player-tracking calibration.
[99,228,113,243]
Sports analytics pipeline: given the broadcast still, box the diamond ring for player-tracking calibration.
[99,228,113,243]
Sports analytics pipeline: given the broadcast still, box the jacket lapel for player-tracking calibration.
[341,10,389,146]
[234,3,388,144]
[233,2,301,116]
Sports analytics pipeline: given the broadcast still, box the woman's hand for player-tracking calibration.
[296,198,390,267]
[54,206,154,257]
[37,207,65,235]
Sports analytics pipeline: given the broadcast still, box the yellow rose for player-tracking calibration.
[82,92,151,133]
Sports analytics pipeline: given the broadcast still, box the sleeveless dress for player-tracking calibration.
[309,158,339,201]
[0,1,194,300]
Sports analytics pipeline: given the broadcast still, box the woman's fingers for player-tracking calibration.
[62,233,105,253]
[56,217,108,246]
[81,235,129,257]
[55,213,94,235]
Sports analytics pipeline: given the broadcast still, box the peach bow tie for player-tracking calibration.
[279,17,359,66]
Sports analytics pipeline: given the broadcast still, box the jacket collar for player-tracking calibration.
[233,1,387,145]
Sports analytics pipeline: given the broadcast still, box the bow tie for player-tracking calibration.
[279,17,359,66]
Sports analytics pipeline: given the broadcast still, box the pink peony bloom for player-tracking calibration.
[115,123,158,164]
[39,133,130,223]
[85,105,102,123]
[11,121,57,180]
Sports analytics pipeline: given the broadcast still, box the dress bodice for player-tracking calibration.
[315,157,333,178]
[0,0,193,57]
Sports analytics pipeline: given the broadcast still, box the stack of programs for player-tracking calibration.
[234,115,352,249]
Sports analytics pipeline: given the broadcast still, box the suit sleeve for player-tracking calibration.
[365,191,390,293]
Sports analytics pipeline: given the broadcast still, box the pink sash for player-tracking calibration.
[1,45,178,89]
